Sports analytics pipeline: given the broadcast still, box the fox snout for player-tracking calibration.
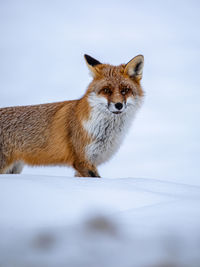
[108,101,125,114]
[115,102,123,110]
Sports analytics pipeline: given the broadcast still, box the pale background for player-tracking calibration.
[1,2,200,265]
[0,0,199,184]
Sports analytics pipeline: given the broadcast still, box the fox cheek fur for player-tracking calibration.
[0,54,144,177]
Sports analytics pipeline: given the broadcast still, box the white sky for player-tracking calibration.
[0,0,200,183]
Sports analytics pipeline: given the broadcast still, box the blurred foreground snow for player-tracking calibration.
[0,175,200,267]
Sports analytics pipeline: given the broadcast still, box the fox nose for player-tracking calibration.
[115,102,123,110]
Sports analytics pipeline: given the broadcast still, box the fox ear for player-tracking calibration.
[84,54,101,77]
[124,55,144,80]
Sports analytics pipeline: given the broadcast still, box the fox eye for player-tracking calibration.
[121,88,130,95]
[102,88,112,95]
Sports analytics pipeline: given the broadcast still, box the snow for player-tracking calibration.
[0,0,200,266]
[1,174,200,267]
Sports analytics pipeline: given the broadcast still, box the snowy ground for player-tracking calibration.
[1,174,200,267]
[1,1,200,266]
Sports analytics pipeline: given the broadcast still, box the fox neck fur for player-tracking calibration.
[83,92,142,165]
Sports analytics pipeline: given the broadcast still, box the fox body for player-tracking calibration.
[0,54,144,177]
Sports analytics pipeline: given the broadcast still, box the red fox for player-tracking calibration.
[0,54,144,177]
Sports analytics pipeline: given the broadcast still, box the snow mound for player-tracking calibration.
[0,175,200,267]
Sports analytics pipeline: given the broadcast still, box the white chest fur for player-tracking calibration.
[83,96,141,165]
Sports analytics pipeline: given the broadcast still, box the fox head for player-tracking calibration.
[84,54,144,115]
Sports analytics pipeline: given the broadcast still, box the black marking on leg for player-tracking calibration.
[88,170,97,177]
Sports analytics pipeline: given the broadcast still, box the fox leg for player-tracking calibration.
[6,161,24,174]
[0,152,7,174]
[74,171,82,177]
[0,166,6,174]
[0,148,23,174]
[73,161,100,178]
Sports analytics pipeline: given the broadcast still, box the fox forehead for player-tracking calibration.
[86,64,143,97]
[92,64,126,81]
